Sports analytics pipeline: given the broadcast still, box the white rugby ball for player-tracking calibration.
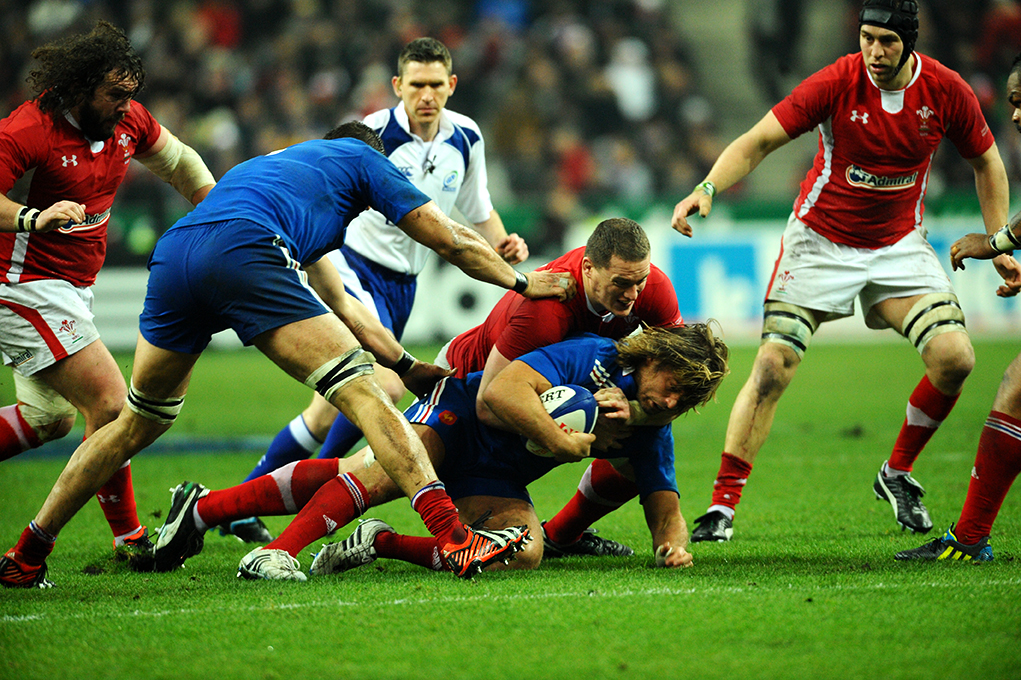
[525,384,598,457]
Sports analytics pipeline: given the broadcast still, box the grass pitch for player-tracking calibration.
[1,340,1019,680]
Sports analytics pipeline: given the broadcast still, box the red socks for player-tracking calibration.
[544,459,638,545]
[196,459,340,528]
[96,460,142,542]
[11,522,56,567]
[410,482,466,546]
[889,375,959,472]
[373,532,445,571]
[267,473,369,557]
[709,452,754,511]
[956,411,1021,544]
[0,404,41,461]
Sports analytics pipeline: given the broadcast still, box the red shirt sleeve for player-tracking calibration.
[0,102,47,194]
[772,60,844,140]
[938,64,995,160]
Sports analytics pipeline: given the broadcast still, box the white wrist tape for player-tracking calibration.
[989,224,1021,254]
[16,206,41,232]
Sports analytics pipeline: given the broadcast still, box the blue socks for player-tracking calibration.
[245,415,321,482]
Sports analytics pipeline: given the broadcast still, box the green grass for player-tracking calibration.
[1,341,1019,680]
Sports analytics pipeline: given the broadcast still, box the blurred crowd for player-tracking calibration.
[1,0,725,260]
[2,0,1020,262]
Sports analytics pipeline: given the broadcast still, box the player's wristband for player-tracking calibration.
[512,270,529,294]
[393,350,416,377]
[989,224,1021,254]
[16,206,40,233]
[695,180,717,198]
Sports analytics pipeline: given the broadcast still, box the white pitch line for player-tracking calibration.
[3,577,1020,625]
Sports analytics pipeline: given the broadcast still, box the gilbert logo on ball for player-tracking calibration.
[525,384,598,457]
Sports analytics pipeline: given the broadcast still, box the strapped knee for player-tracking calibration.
[127,381,185,425]
[761,302,818,358]
[902,293,967,353]
[13,371,76,431]
[304,347,375,402]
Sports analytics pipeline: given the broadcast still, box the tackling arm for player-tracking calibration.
[473,344,513,430]
[303,258,448,394]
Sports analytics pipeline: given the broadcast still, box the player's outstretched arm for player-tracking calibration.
[135,126,215,206]
[643,490,693,568]
[952,204,1021,298]
[670,111,791,237]
[963,142,1020,297]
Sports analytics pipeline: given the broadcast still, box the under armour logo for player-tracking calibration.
[323,516,337,534]
[97,494,121,504]
[850,110,869,124]
[62,155,78,166]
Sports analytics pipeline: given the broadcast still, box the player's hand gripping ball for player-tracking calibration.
[525,384,598,457]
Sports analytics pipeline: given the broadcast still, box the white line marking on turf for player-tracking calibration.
[3,577,1020,625]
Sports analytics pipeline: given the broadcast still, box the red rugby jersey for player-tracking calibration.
[444,246,683,378]
[772,52,993,249]
[0,99,161,286]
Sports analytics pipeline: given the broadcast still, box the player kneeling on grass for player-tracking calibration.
[154,324,728,580]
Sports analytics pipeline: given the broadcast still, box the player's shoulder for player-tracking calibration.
[539,246,584,271]
[914,53,970,94]
[648,262,672,282]
[0,100,52,134]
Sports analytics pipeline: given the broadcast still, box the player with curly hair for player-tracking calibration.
[0,20,215,583]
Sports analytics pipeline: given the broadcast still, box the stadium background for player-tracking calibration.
[4,0,1021,347]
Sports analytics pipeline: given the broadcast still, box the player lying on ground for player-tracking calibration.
[153,325,729,580]
[434,217,683,561]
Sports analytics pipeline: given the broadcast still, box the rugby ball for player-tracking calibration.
[525,384,598,457]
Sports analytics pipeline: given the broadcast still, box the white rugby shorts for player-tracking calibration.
[765,214,955,330]
[0,279,101,376]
